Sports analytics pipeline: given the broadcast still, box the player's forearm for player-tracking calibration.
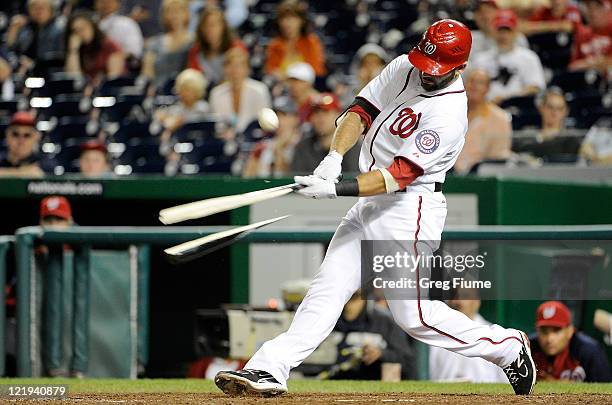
[330,112,365,156]
[355,170,387,196]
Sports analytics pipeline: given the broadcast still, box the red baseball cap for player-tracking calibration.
[310,93,341,112]
[40,196,72,220]
[10,111,36,128]
[494,9,518,30]
[536,301,572,328]
[80,140,108,155]
[477,0,498,8]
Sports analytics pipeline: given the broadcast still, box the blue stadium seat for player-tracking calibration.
[96,76,142,97]
[0,100,18,118]
[45,116,99,143]
[119,138,165,174]
[550,70,603,94]
[55,137,90,173]
[527,32,573,69]
[32,73,87,97]
[500,95,540,130]
[97,94,147,123]
[37,94,91,120]
[174,120,218,142]
[111,120,158,143]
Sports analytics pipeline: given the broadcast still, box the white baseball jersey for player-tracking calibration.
[357,55,468,186]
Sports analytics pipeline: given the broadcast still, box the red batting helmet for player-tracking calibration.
[408,19,472,76]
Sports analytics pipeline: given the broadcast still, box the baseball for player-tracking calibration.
[258,108,279,132]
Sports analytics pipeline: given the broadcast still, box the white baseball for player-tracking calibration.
[258,108,279,132]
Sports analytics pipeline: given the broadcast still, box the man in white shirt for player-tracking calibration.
[470,0,529,62]
[472,9,546,104]
[95,0,144,59]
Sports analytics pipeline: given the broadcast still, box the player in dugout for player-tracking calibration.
[530,301,612,382]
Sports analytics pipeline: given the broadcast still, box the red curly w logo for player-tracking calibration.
[389,107,422,139]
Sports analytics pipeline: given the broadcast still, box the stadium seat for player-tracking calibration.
[31,73,87,97]
[44,116,99,143]
[500,96,540,130]
[97,94,147,123]
[174,120,218,142]
[119,138,165,174]
[36,94,92,120]
[527,32,573,69]
[110,120,160,143]
[55,137,91,173]
[97,76,144,97]
[0,100,18,118]
[549,70,603,94]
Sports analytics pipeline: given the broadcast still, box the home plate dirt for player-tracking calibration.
[7,393,611,404]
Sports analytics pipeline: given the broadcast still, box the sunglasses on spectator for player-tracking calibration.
[9,130,35,139]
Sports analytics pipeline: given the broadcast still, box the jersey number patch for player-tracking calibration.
[389,107,422,139]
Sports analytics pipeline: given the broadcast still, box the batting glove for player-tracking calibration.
[313,151,343,182]
[294,175,337,199]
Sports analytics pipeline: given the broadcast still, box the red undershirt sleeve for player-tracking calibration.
[386,156,424,190]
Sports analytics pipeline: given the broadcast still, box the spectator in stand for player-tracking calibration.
[95,0,144,63]
[265,0,326,78]
[210,48,271,133]
[579,117,612,165]
[291,93,359,174]
[594,309,612,346]
[141,0,193,88]
[79,140,112,177]
[324,292,416,380]
[455,69,512,174]
[0,111,54,177]
[429,288,508,382]
[187,8,245,86]
[6,0,66,77]
[513,87,582,162]
[470,0,529,61]
[530,301,612,382]
[335,44,389,109]
[40,195,73,228]
[242,96,300,178]
[155,68,210,172]
[64,12,125,83]
[568,0,612,73]
[521,0,582,35]
[472,9,546,104]
[285,62,319,123]
[155,68,209,134]
[0,48,14,101]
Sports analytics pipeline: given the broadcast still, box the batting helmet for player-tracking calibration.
[408,19,472,76]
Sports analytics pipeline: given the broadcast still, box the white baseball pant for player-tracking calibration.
[246,188,523,386]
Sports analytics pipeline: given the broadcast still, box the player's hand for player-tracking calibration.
[313,151,343,182]
[362,344,383,365]
[294,175,337,199]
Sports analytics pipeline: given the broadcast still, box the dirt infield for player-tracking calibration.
[7,392,612,405]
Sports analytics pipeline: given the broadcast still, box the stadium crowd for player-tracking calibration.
[0,0,610,177]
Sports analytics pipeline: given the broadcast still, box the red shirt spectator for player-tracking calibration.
[522,0,581,35]
[569,0,612,72]
[529,2,582,24]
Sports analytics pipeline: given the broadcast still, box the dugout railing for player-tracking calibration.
[10,225,612,377]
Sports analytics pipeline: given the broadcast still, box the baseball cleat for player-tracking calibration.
[215,369,287,397]
[503,332,537,395]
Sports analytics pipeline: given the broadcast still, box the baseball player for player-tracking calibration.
[216,19,536,396]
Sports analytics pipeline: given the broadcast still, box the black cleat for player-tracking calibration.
[215,369,287,397]
[503,332,537,395]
